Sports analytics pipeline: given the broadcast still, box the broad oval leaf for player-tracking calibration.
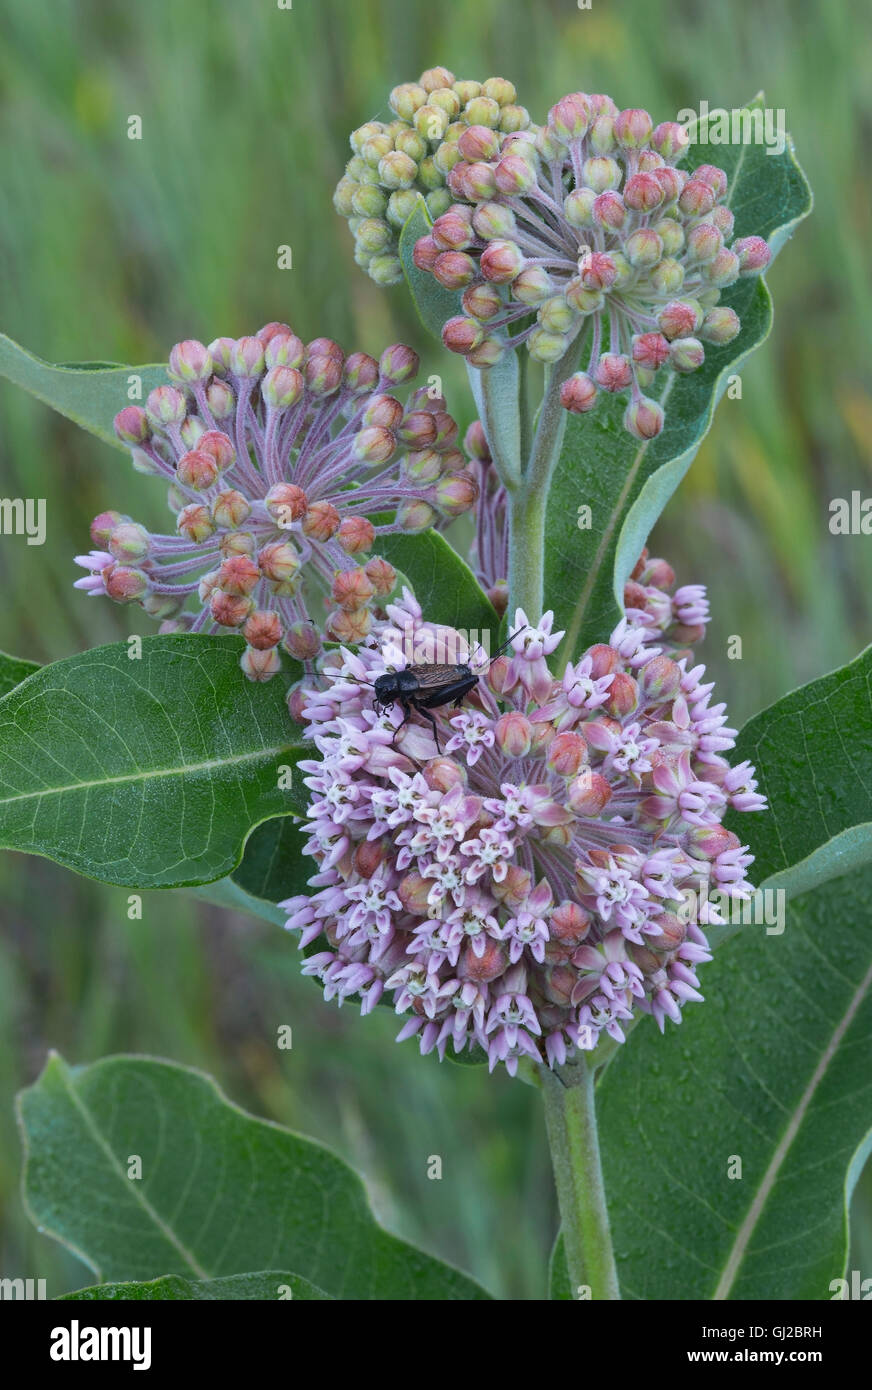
[0,332,167,449]
[543,100,812,660]
[0,649,39,700]
[590,867,872,1300]
[18,1052,491,1301]
[0,635,307,888]
[727,645,872,899]
[61,1271,331,1301]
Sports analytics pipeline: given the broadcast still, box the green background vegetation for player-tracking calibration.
[0,0,870,1298]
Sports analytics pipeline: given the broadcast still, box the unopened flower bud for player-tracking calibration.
[603,672,639,718]
[422,757,468,793]
[343,351,380,393]
[243,609,283,650]
[397,498,438,532]
[114,407,151,445]
[632,332,671,370]
[196,430,236,471]
[615,107,653,148]
[146,385,186,428]
[261,366,304,411]
[240,646,282,681]
[651,121,690,160]
[177,503,215,542]
[210,590,253,627]
[218,554,260,596]
[700,306,740,345]
[658,299,703,340]
[168,339,213,383]
[90,510,123,546]
[547,731,589,778]
[494,711,533,758]
[379,344,420,385]
[106,523,150,569]
[625,228,663,268]
[624,396,665,440]
[283,621,322,661]
[624,172,663,212]
[354,426,397,465]
[302,500,340,540]
[685,221,723,265]
[326,606,372,643]
[337,516,375,555]
[560,372,598,414]
[265,483,307,526]
[176,449,219,491]
[670,337,705,373]
[733,235,771,274]
[258,541,300,584]
[568,771,612,816]
[205,379,235,419]
[650,258,685,295]
[104,565,150,602]
[364,556,397,596]
[582,156,621,191]
[595,353,632,392]
[434,469,478,517]
[640,654,682,701]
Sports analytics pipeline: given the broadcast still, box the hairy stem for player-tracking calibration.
[540,1059,620,1300]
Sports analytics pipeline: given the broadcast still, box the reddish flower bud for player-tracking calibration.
[218,554,260,596]
[109,522,150,563]
[168,339,213,383]
[434,469,479,516]
[114,406,151,445]
[624,172,664,212]
[210,590,254,627]
[343,351,380,393]
[632,332,671,371]
[431,209,474,251]
[398,870,433,916]
[458,124,501,162]
[262,366,304,411]
[442,315,484,355]
[352,838,387,879]
[685,221,723,264]
[547,731,588,778]
[494,711,533,758]
[494,154,536,194]
[364,556,397,596]
[397,499,438,532]
[207,490,249,530]
[286,682,310,724]
[624,396,665,440]
[658,299,703,340]
[265,483,307,526]
[196,430,236,471]
[177,503,215,542]
[258,541,300,584]
[462,281,503,322]
[301,503,339,539]
[595,353,632,392]
[640,654,682,701]
[146,385,186,428]
[464,420,491,461]
[397,410,438,448]
[700,306,740,345]
[694,163,728,198]
[588,644,620,678]
[592,189,627,230]
[422,757,467,793]
[480,239,524,283]
[651,121,690,160]
[176,449,218,491]
[615,107,653,148]
[243,609,283,650]
[679,179,716,217]
[560,372,598,414]
[353,425,397,465]
[240,646,282,681]
[733,235,771,274]
[90,510,123,546]
[670,337,705,373]
[413,235,440,271]
[603,672,639,718]
[325,606,372,643]
[280,620,319,662]
[104,565,150,602]
[337,516,375,555]
[305,354,343,398]
[568,771,612,816]
[331,567,376,611]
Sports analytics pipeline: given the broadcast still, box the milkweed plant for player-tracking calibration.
[6,70,870,1308]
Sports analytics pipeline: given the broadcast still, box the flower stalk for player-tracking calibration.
[540,1058,621,1299]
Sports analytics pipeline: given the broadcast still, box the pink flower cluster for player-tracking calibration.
[74,326,478,678]
[282,583,765,1074]
[413,91,771,439]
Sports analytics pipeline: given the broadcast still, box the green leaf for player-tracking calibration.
[727,645,872,899]
[398,198,461,339]
[0,635,307,888]
[378,530,498,634]
[592,867,872,1300]
[0,332,167,449]
[61,1271,331,1300]
[543,98,812,660]
[231,815,309,904]
[18,1052,491,1300]
[0,649,40,699]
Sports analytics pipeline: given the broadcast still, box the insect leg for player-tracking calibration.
[411,698,443,753]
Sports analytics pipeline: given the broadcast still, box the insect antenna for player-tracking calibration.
[470,624,529,669]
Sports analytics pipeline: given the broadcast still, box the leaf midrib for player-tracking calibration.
[713,954,872,1299]
[0,744,294,809]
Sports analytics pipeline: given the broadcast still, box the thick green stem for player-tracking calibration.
[540,1060,621,1300]
[507,481,546,618]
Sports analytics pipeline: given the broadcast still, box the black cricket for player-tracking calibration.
[372,628,526,752]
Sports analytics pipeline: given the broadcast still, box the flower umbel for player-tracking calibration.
[282,580,765,1074]
[412,91,772,437]
[335,68,531,285]
[74,326,478,678]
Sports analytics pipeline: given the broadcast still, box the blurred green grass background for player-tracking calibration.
[0,0,871,1299]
